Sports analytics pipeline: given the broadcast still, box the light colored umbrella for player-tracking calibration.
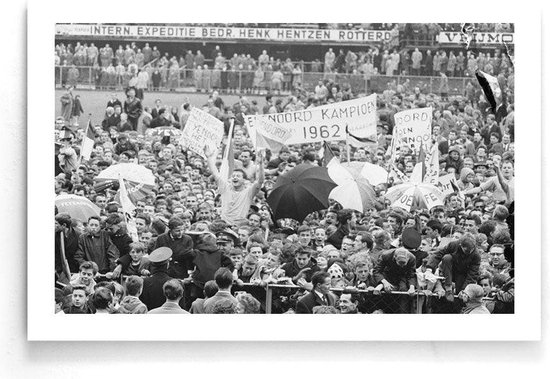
[384,182,444,212]
[327,161,377,213]
[360,162,389,186]
[145,126,182,138]
[95,163,156,202]
[95,163,156,187]
[55,194,101,223]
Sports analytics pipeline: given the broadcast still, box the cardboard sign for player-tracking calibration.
[392,107,432,156]
[180,108,224,159]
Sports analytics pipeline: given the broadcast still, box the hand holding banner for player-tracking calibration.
[180,108,224,159]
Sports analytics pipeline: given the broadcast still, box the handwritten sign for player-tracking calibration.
[392,107,432,156]
[180,108,224,159]
[245,94,376,145]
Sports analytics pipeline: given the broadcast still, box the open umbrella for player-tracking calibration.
[267,164,337,222]
[95,163,156,201]
[55,194,101,223]
[384,182,444,212]
[360,162,389,186]
[327,161,377,213]
[145,126,182,138]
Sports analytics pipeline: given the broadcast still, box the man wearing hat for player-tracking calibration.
[58,127,78,174]
[459,283,490,314]
[401,227,426,268]
[183,231,234,309]
[216,228,240,251]
[153,217,194,279]
[140,247,174,311]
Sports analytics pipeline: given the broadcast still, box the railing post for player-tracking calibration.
[238,71,242,94]
[265,284,272,314]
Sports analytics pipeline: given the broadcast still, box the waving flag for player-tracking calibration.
[80,119,95,161]
[118,175,139,242]
[476,70,502,114]
[423,142,440,186]
[219,118,235,180]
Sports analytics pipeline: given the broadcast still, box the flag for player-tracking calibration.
[345,125,378,151]
[423,142,440,186]
[80,119,95,161]
[389,162,409,183]
[410,143,426,184]
[475,70,502,114]
[118,175,139,243]
[320,140,338,167]
[219,118,235,180]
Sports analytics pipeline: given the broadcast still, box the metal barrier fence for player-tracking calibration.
[56,277,481,314]
[55,66,473,96]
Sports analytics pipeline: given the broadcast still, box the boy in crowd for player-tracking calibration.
[119,275,148,314]
[63,285,92,314]
[70,261,98,295]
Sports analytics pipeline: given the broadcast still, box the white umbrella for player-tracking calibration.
[327,161,377,213]
[384,182,444,212]
[95,163,156,186]
[360,162,389,186]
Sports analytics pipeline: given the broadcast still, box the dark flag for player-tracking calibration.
[475,70,502,114]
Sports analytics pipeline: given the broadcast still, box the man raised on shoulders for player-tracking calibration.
[205,145,264,226]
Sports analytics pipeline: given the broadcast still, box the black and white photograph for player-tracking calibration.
[50,20,518,316]
[24,0,542,345]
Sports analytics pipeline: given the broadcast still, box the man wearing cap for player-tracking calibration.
[459,283,490,314]
[140,247,174,311]
[426,233,481,302]
[184,231,234,308]
[153,217,194,279]
[401,228,426,268]
[58,128,78,174]
[205,145,264,226]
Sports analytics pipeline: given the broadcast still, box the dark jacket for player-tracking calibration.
[74,231,119,273]
[55,227,81,274]
[326,224,350,250]
[191,242,234,288]
[124,98,143,120]
[153,232,194,279]
[110,232,134,269]
[373,250,417,288]
[296,291,338,314]
[281,258,320,284]
[149,116,172,129]
[139,267,172,311]
[427,240,481,292]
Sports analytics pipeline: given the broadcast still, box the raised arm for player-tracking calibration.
[204,145,221,182]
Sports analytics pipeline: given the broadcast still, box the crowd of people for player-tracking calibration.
[55,22,514,95]
[54,33,515,315]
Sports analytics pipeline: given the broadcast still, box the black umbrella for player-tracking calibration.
[267,164,337,222]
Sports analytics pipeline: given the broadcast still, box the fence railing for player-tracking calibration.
[55,65,474,96]
[57,277,493,314]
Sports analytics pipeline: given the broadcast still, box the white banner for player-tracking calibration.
[56,24,391,43]
[245,94,377,145]
[438,31,514,45]
[392,107,432,156]
[437,173,460,197]
[180,108,224,159]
